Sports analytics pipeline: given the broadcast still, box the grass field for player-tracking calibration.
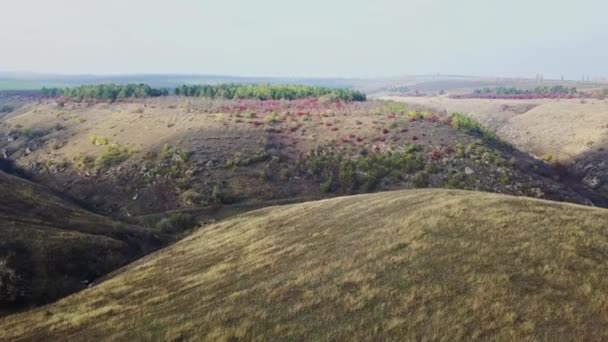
[3,189,608,341]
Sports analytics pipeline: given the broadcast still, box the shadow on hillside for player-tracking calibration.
[566,138,608,206]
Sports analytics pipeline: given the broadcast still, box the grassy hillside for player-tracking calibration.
[0,170,169,314]
[1,96,599,218]
[3,189,608,340]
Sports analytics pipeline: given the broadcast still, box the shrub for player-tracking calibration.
[338,160,357,192]
[95,145,133,169]
[542,154,559,165]
[225,151,270,168]
[413,172,429,188]
[279,168,291,180]
[320,178,333,193]
[455,143,465,158]
[89,135,109,146]
[425,162,440,174]
[181,189,203,205]
[156,214,196,234]
[210,184,224,204]
[264,112,280,123]
[446,172,476,189]
[406,111,422,121]
[73,154,94,171]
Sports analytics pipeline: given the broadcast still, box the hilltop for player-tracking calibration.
[2,189,608,341]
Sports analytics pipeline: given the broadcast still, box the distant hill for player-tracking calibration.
[3,189,608,340]
[0,170,169,314]
[0,72,364,91]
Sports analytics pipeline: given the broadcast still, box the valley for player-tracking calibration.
[1,81,608,340]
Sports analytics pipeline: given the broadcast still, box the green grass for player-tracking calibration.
[451,112,504,145]
[3,189,608,340]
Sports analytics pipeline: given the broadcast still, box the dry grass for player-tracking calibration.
[2,189,608,341]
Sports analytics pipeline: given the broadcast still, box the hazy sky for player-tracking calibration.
[1,0,606,79]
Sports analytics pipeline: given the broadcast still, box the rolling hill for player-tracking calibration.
[2,189,608,341]
[1,95,602,219]
[0,170,169,314]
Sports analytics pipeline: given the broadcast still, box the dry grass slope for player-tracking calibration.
[2,189,608,341]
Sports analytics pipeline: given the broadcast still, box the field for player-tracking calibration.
[2,189,608,341]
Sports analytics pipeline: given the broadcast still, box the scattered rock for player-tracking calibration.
[464,167,474,175]
[25,147,32,155]
[206,160,214,167]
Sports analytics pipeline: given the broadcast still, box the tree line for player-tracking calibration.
[473,85,577,95]
[41,83,366,102]
[41,84,169,101]
[174,84,366,101]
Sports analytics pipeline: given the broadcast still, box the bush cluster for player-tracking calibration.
[304,145,425,193]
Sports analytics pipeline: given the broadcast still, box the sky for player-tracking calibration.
[1,0,607,79]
